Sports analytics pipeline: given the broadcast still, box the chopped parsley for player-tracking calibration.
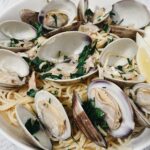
[25,118,40,135]
[27,89,37,98]
[109,11,115,17]
[71,41,97,79]
[115,65,123,72]
[41,73,63,80]
[57,51,62,57]
[82,99,109,130]
[111,74,114,78]
[32,22,43,40]
[23,57,54,73]
[127,58,132,65]
[105,38,114,47]
[31,57,54,73]
[52,14,57,27]
[64,55,69,60]
[52,91,58,96]
[102,24,109,32]
[85,9,94,21]
[10,38,22,47]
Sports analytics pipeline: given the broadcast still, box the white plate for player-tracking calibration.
[0,0,150,150]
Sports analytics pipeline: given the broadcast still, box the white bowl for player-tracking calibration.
[0,0,150,150]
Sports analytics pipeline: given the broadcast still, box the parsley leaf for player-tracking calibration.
[102,24,109,32]
[115,65,123,72]
[82,99,109,130]
[52,14,57,27]
[127,58,132,65]
[10,38,23,47]
[32,22,43,39]
[27,89,37,98]
[109,11,115,17]
[31,57,54,73]
[41,73,63,80]
[85,9,94,21]
[70,41,97,79]
[25,118,40,135]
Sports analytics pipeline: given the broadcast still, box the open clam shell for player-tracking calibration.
[0,21,36,52]
[111,0,150,29]
[100,38,145,87]
[38,0,77,30]
[127,83,150,127]
[72,91,107,148]
[88,80,135,138]
[34,90,71,140]
[16,104,52,150]
[78,0,112,25]
[38,31,97,84]
[0,49,29,89]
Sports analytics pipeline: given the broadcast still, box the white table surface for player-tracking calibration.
[0,0,150,150]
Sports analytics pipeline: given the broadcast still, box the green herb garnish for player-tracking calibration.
[109,11,115,17]
[64,55,69,60]
[27,89,37,98]
[82,99,109,130]
[25,118,40,135]
[70,41,97,78]
[52,14,58,27]
[102,24,109,32]
[85,9,94,21]
[111,74,114,78]
[57,51,62,57]
[52,91,58,96]
[10,38,22,47]
[41,73,63,80]
[31,57,54,73]
[127,58,132,65]
[32,22,43,39]
[116,65,123,72]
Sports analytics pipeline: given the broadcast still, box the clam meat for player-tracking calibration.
[125,83,150,127]
[35,90,71,140]
[78,0,112,24]
[38,0,77,30]
[0,49,29,89]
[16,104,52,150]
[37,31,98,83]
[0,21,36,52]
[100,38,145,86]
[73,80,134,147]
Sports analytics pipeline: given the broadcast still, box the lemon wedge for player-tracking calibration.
[136,33,150,83]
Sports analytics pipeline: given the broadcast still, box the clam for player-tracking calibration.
[38,0,77,30]
[0,49,29,89]
[37,31,98,84]
[111,0,150,29]
[78,0,112,24]
[16,104,52,150]
[100,38,145,87]
[87,80,135,137]
[0,21,36,52]
[72,91,107,148]
[125,83,150,127]
[34,90,71,140]
[73,80,134,146]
